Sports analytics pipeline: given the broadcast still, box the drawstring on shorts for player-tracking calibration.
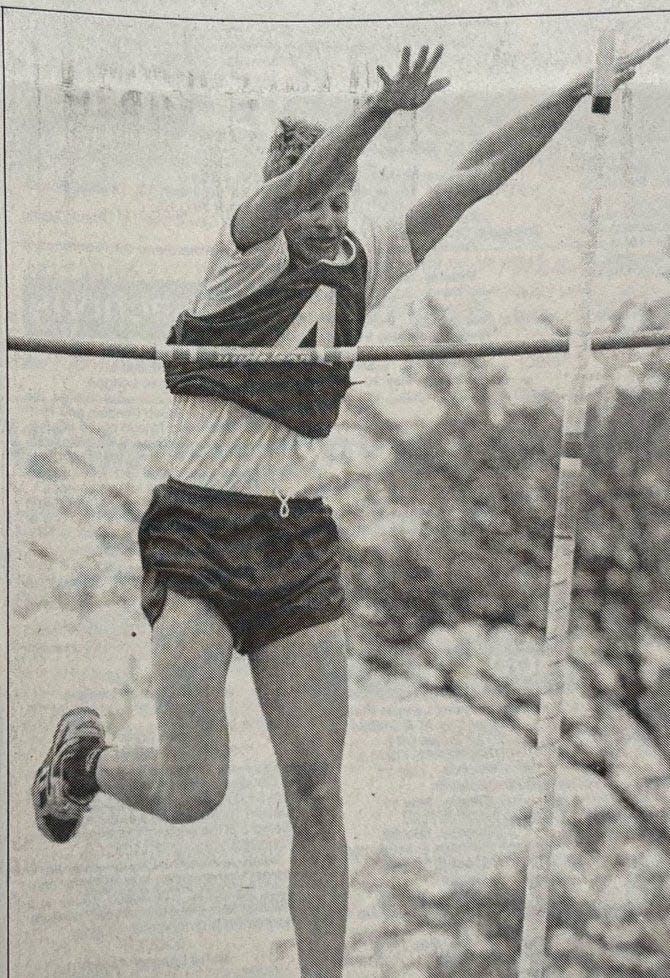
[276,492,291,518]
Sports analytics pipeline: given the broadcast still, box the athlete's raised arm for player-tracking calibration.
[406,37,668,265]
[232,45,450,251]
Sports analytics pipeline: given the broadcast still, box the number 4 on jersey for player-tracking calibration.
[272,285,337,350]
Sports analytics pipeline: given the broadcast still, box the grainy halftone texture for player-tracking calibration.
[7,9,670,978]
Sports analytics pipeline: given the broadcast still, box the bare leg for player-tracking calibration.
[96,590,234,823]
[249,620,349,978]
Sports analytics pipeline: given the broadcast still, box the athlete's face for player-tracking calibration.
[284,180,352,266]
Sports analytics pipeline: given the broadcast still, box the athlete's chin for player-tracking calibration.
[298,239,341,263]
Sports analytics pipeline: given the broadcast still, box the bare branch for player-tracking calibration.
[436,670,537,747]
[604,777,670,859]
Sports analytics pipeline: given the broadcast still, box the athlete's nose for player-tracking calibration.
[312,204,336,232]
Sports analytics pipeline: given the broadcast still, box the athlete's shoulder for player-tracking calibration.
[354,215,416,313]
[190,209,291,318]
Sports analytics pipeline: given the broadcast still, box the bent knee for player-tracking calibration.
[157,773,228,825]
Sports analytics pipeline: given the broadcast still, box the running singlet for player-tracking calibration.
[165,215,416,496]
[165,230,368,438]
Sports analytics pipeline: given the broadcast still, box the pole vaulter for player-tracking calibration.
[11,32,668,978]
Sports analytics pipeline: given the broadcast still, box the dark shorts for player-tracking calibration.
[138,478,345,654]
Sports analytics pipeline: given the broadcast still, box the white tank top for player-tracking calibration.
[165,395,323,498]
[165,213,416,498]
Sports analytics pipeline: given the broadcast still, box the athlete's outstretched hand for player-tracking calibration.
[374,45,450,112]
[583,36,669,92]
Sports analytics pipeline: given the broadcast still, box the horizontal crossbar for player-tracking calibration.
[8,330,670,364]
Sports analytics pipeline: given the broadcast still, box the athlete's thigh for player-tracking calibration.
[249,620,349,783]
[151,589,235,768]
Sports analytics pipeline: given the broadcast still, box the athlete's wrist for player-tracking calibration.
[363,92,397,121]
[563,72,591,101]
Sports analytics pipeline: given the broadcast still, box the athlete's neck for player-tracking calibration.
[287,235,355,269]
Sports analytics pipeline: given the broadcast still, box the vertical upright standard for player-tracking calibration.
[518,30,617,978]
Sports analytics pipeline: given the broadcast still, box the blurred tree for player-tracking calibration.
[341,283,670,977]
[341,290,670,853]
[349,801,670,978]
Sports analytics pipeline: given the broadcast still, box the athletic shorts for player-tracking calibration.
[138,478,345,654]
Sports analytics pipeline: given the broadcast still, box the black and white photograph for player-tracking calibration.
[4,1,670,976]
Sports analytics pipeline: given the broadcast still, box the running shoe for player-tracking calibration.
[32,707,106,844]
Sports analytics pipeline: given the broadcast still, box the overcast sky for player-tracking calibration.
[5,2,670,404]
[6,5,670,91]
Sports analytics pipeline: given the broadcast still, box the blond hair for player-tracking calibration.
[263,117,325,180]
[262,117,357,186]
